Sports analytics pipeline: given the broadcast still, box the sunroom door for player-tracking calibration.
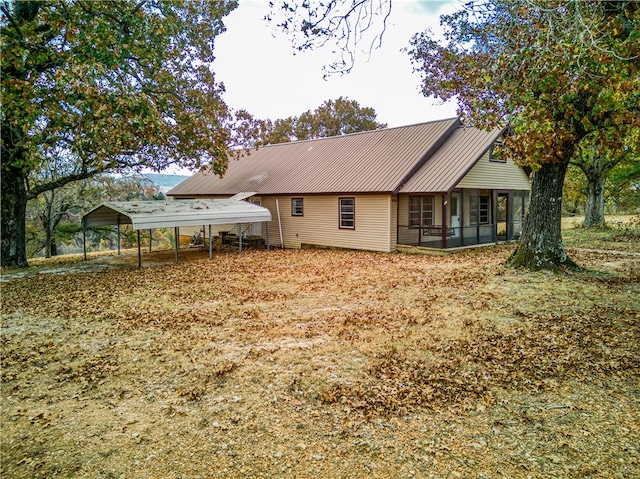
[450,192,461,237]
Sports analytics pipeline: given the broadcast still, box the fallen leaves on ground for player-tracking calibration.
[1,246,639,478]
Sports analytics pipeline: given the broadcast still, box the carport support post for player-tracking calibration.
[174,227,179,264]
[117,224,121,255]
[238,223,242,252]
[208,225,213,259]
[265,222,270,250]
[137,230,142,268]
[83,228,87,260]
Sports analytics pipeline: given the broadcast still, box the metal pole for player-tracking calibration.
[265,222,270,250]
[137,230,141,268]
[83,228,87,260]
[174,227,179,264]
[208,225,212,259]
[117,223,121,255]
[238,223,242,252]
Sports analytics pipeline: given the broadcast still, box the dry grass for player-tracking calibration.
[1,228,639,478]
[562,214,640,253]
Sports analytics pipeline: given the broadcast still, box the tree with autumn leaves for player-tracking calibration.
[1,0,248,268]
[262,97,387,144]
[409,0,639,269]
[4,0,638,270]
[270,0,640,270]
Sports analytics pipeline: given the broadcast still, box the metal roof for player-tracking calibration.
[82,199,272,230]
[167,119,462,196]
[398,126,505,194]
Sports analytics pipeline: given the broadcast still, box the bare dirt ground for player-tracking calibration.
[2,238,639,478]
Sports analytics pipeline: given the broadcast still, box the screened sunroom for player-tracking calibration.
[396,189,529,249]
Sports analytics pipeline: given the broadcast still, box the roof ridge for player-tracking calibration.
[260,117,461,148]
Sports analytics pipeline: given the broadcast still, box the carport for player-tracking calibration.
[81,199,272,267]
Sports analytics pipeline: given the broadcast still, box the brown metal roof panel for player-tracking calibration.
[168,119,460,196]
[318,119,459,192]
[399,127,503,193]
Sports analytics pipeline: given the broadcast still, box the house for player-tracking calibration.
[167,118,530,253]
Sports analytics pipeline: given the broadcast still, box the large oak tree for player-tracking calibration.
[571,136,639,227]
[1,0,243,268]
[408,0,639,269]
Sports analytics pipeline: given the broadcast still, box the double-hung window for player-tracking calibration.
[409,196,434,228]
[339,198,355,229]
[479,196,490,224]
[291,198,303,216]
[470,195,490,225]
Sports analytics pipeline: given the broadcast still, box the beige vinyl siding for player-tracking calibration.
[390,195,398,250]
[455,151,530,190]
[261,195,392,252]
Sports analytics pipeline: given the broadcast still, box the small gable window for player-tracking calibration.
[490,141,507,163]
[292,198,303,216]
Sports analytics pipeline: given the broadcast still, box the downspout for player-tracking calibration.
[395,195,400,251]
[276,199,284,248]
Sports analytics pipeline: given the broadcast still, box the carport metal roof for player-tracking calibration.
[82,199,272,230]
[81,199,272,267]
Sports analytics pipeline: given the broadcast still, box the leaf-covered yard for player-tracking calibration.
[1,234,639,478]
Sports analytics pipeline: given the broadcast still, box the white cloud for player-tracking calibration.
[213,0,460,128]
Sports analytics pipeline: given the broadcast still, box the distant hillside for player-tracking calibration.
[144,173,190,192]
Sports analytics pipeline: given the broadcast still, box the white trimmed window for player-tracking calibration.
[291,198,303,216]
[339,198,355,229]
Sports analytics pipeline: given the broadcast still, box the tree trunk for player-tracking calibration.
[44,192,54,258]
[507,158,578,271]
[583,173,606,227]
[1,164,29,268]
[45,224,54,258]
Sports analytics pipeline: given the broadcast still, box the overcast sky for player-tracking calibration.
[213,0,460,128]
